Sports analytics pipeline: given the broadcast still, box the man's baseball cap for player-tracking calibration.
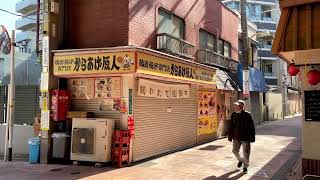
[234,100,245,106]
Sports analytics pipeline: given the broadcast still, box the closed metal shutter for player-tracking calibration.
[133,79,197,162]
[71,99,121,129]
[14,85,40,125]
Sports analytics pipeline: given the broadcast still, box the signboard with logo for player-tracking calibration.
[137,53,216,85]
[138,78,190,99]
[53,52,135,76]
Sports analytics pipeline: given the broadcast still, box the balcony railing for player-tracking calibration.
[263,72,277,77]
[15,15,37,30]
[197,49,238,72]
[16,0,38,13]
[157,33,195,59]
[16,30,36,43]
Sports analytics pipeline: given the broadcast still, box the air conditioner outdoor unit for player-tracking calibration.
[70,118,115,164]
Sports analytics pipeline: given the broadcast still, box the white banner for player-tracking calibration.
[243,70,250,98]
[138,79,189,99]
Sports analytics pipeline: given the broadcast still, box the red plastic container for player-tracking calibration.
[113,130,130,144]
[51,90,71,121]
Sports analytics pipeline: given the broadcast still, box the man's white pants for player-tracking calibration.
[232,140,251,168]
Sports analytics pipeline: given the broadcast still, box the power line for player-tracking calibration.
[0,8,38,20]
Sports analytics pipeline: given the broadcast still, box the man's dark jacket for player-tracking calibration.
[228,110,255,143]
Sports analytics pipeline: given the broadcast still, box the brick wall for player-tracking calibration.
[302,158,320,176]
[128,0,239,61]
[64,0,129,49]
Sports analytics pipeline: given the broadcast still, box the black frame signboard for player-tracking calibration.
[305,90,320,121]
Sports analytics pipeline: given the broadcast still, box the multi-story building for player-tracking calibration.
[223,0,301,118]
[39,0,241,162]
[223,0,280,87]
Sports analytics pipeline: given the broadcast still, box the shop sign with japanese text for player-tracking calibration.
[53,52,135,76]
[137,53,216,85]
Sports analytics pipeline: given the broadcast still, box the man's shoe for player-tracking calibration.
[243,167,248,174]
[237,161,243,168]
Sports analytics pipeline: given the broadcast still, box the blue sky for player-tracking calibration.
[0,0,20,34]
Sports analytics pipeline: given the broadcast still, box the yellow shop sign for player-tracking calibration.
[137,52,216,84]
[53,52,135,76]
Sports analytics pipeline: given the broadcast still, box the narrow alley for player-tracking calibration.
[0,115,302,180]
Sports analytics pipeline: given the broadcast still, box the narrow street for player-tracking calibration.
[0,115,302,180]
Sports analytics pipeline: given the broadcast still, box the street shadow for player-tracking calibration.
[248,138,302,180]
[199,145,224,151]
[203,169,246,180]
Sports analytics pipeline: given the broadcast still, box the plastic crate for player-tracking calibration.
[113,130,130,144]
[112,147,130,168]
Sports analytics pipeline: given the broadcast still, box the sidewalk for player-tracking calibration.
[0,116,302,180]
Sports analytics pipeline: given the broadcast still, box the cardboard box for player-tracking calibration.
[66,111,93,119]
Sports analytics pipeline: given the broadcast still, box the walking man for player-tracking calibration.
[228,100,255,173]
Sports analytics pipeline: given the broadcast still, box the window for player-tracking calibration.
[158,9,185,39]
[223,42,231,58]
[199,30,216,52]
[261,6,272,20]
[267,40,272,46]
[234,2,240,10]
[218,39,223,55]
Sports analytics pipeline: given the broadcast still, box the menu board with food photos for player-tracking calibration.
[68,78,95,99]
[98,98,121,111]
[95,77,121,99]
[197,91,217,135]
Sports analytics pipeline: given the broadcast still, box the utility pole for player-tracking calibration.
[4,30,15,161]
[240,0,251,110]
[36,0,40,56]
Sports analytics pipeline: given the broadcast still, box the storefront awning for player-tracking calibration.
[216,70,240,91]
[237,64,268,93]
[272,1,320,64]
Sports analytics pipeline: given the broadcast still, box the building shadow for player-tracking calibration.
[203,169,246,180]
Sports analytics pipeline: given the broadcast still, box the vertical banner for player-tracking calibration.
[129,89,133,115]
[42,36,49,67]
[243,70,250,100]
[40,110,50,130]
[198,91,217,135]
[40,72,49,92]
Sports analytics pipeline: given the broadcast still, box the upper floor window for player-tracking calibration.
[158,9,185,39]
[261,5,272,20]
[224,42,231,58]
[199,30,216,52]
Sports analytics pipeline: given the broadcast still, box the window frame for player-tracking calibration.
[157,8,186,40]
[199,29,216,52]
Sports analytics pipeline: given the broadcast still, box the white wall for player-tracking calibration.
[0,124,34,155]
[267,92,283,120]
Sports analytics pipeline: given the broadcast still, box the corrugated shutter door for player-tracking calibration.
[133,80,197,162]
[71,99,121,129]
[15,85,39,124]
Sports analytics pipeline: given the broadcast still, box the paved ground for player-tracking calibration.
[0,115,302,180]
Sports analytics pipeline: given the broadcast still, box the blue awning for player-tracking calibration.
[237,64,268,93]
